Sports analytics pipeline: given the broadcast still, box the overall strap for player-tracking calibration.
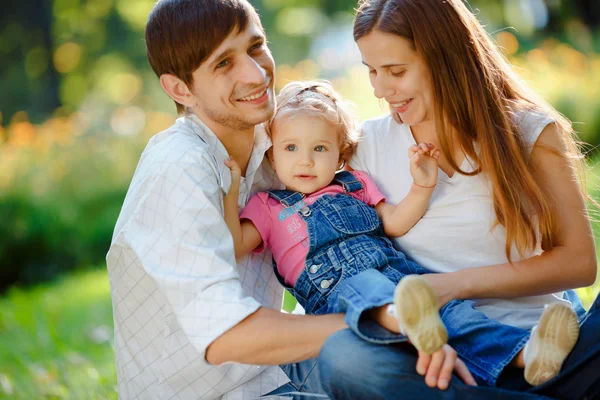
[332,171,363,193]
[266,190,305,207]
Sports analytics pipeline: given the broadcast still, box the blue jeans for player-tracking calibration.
[316,292,600,400]
[334,268,530,386]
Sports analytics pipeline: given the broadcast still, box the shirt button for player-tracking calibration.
[309,264,322,274]
[320,279,332,289]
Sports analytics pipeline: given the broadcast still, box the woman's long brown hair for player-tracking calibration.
[354,0,585,260]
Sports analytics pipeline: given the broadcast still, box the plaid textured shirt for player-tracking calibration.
[107,113,289,399]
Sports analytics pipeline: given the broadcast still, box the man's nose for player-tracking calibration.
[239,55,267,85]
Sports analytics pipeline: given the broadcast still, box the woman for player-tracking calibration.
[316,0,600,398]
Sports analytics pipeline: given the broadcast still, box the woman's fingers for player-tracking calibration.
[425,347,445,388]
[437,344,457,390]
[454,357,477,386]
[416,351,431,376]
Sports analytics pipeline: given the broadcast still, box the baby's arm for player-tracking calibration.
[375,143,440,237]
[223,159,263,259]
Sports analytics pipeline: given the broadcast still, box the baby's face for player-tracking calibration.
[269,113,341,194]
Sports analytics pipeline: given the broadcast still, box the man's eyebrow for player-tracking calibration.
[209,35,266,68]
[361,61,407,68]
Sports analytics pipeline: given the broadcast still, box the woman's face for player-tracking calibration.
[357,30,434,128]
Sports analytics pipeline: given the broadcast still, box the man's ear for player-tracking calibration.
[160,74,197,109]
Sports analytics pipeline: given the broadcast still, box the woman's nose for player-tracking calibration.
[373,74,395,99]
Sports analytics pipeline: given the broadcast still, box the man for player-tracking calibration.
[104,0,501,399]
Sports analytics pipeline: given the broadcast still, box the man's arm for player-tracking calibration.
[130,153,346,366]
[207,307,347,365]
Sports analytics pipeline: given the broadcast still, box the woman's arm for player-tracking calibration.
[425,123,597,306]
[224,160,263,259]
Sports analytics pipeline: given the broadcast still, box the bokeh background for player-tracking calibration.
[1,0,599,398]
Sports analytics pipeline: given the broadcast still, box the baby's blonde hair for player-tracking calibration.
[267,80,360,165]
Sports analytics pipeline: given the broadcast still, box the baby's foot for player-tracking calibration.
[523,303,579,386]
[394,275,448,355]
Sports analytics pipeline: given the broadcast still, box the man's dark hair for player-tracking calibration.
[145,0,262,113]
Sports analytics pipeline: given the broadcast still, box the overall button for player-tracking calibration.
[300,206,311,217]
[309,264,322,274]
[320,278,335,289]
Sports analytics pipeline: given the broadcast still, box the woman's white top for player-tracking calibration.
[350,112,571,330]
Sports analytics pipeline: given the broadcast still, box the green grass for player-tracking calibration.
[0,268,117,399]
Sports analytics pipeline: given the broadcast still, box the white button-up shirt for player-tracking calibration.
[106,113,289,400]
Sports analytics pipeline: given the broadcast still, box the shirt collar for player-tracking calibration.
[183,112,272,193]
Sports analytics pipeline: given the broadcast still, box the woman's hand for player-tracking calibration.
[416,344,477,389]
[408,142,441,187]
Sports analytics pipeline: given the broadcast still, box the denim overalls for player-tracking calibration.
[268,171,533,387]
[268,171,419,315]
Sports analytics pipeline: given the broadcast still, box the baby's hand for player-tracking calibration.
[224,159,241,196]
[408,143,440,188]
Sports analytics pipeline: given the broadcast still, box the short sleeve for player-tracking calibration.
[351,170,386,206]
[239,193,272,253]
[514,109,555,159]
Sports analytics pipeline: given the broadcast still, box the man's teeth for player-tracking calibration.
[240,89,266,101]
[392,99,410,107]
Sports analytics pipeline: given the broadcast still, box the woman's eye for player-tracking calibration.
[285,144,297,151]
[314,145,326,152]
[391,70,406,77]
[369,69,376,75]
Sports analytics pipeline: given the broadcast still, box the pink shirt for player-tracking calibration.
[240,171,386,286]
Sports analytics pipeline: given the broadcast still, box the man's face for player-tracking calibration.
[189,20,276,133]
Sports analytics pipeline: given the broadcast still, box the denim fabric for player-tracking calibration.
[268,171,531,387]
[271,294,600,399]
[262,359,329,399]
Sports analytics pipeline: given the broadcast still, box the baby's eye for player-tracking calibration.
[285,144,297,151]
[314,145,326,152]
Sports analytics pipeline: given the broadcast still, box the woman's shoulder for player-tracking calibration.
[359,114,408,150]
[511,106,555,147]
[360,114,401,136]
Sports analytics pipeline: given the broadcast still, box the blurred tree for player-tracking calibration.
[0,0,60,124]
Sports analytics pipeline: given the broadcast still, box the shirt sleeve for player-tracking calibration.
[122,153,261,360]
[352,170,386,206]
[514,108,555,160]
[239,193,271,253]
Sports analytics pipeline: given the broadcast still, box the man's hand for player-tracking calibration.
[416,344,477,390]
[408,142,440,188]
